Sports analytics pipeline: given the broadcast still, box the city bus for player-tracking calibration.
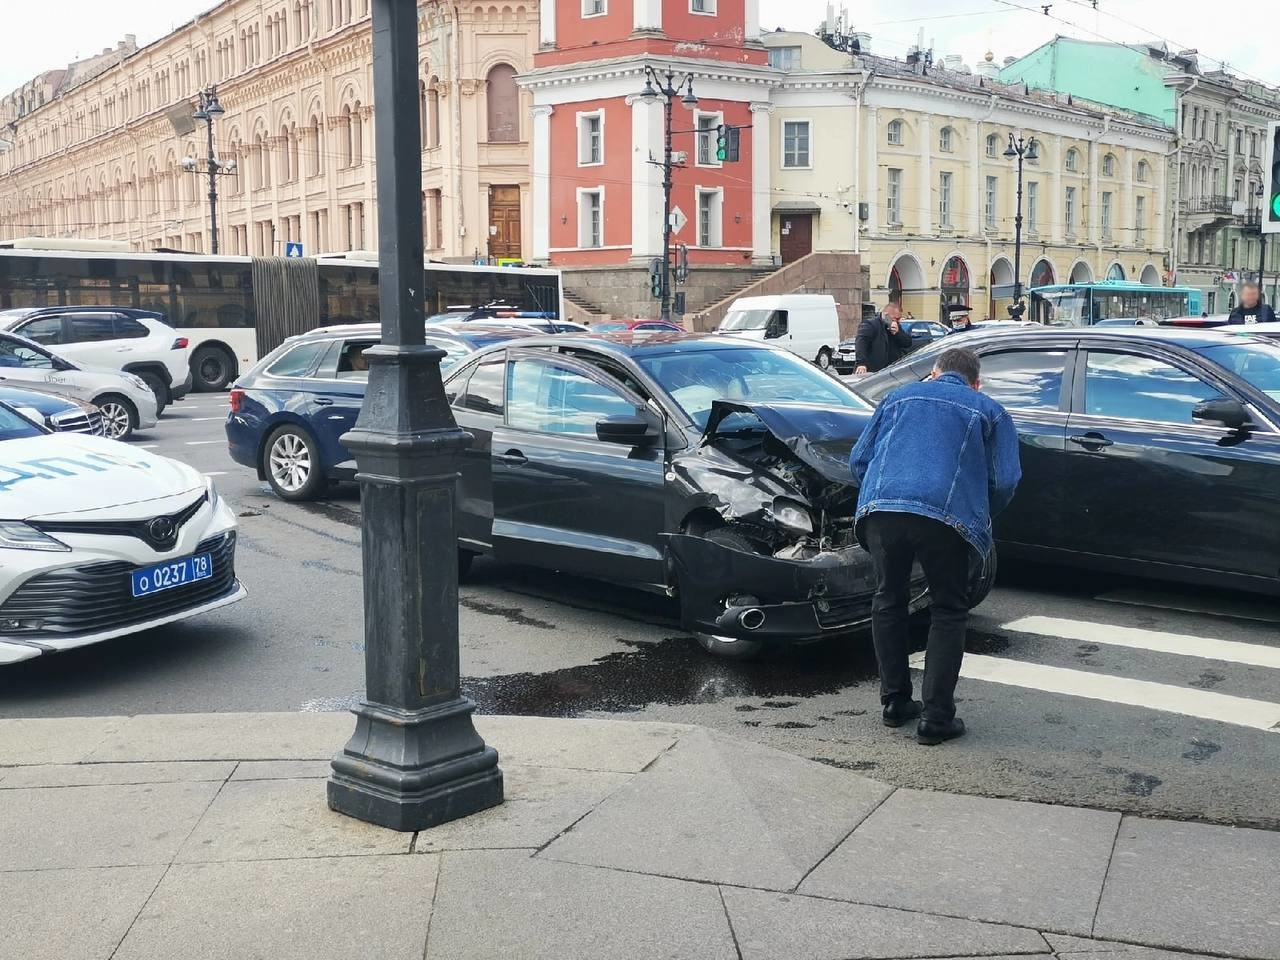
[1028,280,1202,327]
[0,239,563,390]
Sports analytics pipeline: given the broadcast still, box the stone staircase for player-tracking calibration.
[563,288,608,319]
[562,265,778,326]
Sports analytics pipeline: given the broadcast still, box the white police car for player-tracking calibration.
[0,403,243,664]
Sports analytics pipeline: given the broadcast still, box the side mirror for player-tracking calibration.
[1193,397,1249,430]
[596,414,656,445]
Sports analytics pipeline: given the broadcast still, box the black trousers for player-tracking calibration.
[861,511,972,723]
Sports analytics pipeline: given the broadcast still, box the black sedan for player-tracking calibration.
[856,327,1280,595]
[443,333,994,658]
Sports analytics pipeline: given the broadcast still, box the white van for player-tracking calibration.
[716,294,841,369]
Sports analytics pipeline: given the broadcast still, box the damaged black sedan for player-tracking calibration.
[444,334,991,658]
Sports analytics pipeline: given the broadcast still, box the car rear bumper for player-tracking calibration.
[665,532,929,643]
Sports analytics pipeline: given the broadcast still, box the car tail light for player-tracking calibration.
[172,337,189,349]
[229,388,245,412]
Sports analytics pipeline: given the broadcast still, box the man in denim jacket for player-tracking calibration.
[849,347,1022,744]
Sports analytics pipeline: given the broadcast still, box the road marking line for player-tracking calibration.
[910,652,1280,733]
[185,440,224,445]
[203,471,228,477]
[138,444,159,449]
[1003,616,1280,670]
[1095,589,1280,624]
[185,416,226,421]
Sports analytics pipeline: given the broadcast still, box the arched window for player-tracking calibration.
[349,102,363,165]
[340,105,353,166]
[1136,159,1149,183]
[254,131,272,189]
[938,125,953,153]
[419,79,429,149]
[307,116,323,176]
[1065,147,1079,172]
[426,77,441,148]
[1102,153,1116,177]
[485,63,520,142]
[985,133,999,158]
[887,119,903,146]
[1026,138,1040,164]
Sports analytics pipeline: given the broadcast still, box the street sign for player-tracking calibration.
[669,207,687,235]
[285,241,305,258]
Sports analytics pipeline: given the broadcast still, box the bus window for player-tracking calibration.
[172,264,255,328]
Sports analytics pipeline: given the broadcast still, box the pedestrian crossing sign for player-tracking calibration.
[285,242,305,258]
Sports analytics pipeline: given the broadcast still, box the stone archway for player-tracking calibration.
[939,254,971,324]
[1140,263,1161,286]
[988,256,1014,321]
[1030,258,1055,288]
[1106,262,1126,281]
[1069,260,1094,283]
[887,252,927,318]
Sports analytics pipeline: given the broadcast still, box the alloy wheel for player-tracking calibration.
[269,433,311,493]
[100,402,132,440]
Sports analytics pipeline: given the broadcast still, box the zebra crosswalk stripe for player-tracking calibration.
[1002,616,1280,670]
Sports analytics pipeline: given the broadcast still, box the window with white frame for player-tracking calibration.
[578,112,603,166]
[1102,153,1115,177]
[985,175,998,229]
[767,46,801,70]
[1026,181,1038,233]
[1135,195,1146,244]
[579,189,603,247]
[1136,159,1149,182]
[887,119,903,146]
[1065,186,1077,236]
[696,188,722,247]
[1101,190,1113,238]
[690,0,715,12]
[985,133,999,158]
[1065,147,1079,172]
[696,112,722,166]
[582,0,605,16]
[938,171,953,228]
[939,126,954,153]
[887,168,902,224]
[782,120,810,168]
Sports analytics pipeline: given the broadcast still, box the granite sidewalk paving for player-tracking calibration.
[1,711,1276,960]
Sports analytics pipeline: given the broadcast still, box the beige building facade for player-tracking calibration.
[761,33,1175,322]
[0,0,538,262]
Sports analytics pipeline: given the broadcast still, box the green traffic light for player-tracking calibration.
[1272,193,1280,219]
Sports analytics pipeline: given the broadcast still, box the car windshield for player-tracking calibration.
[719,309,772,331]
[1194,341,1280,402]
[0,403,46,440]
[638,346,869,428]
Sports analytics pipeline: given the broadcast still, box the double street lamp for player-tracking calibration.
[1004,132,1038,319]
[182,87,236,254]
[638,66,698,323]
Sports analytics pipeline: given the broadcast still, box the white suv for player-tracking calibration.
[0,308,191,414]
[0,331,158,440]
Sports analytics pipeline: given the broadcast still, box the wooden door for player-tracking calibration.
[779,214,813,264]
[488,185,522,261]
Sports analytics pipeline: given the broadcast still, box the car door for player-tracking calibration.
[307,336,378,469]
[1063,346,1280,577]
[49,312,123,369]
[491,352,667,586]
[13,315,65,351]
[449,355,506,551]
[0,336,83,398]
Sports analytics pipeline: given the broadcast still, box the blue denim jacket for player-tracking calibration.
[849,372,1022,557]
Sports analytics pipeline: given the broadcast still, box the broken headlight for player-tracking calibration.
[768,497,814,536]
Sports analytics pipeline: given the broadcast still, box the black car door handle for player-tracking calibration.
[496,449,528,466]
[314,398,333,406]
[1069,433,1114,449]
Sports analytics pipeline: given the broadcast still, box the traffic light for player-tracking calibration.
[1266,121,1280,234]
[714,124,741,163]
[649,258,663,299]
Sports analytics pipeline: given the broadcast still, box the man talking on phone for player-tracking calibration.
[848,347,1021,744]
[854,302,914,374]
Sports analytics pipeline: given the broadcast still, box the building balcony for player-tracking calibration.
[1181,195,1247,233]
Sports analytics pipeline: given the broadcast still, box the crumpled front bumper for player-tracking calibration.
[665,533,929,644]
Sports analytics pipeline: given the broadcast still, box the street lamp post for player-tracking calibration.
[325,0,503,832]
[639,66,698,323]
[186,88,234,255]
[1004,133,1038,319]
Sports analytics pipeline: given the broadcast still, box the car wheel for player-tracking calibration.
[138,372,168,416]
[689,526,766,660]
[263,425,327,501]
[95,394,137,441]
[192,345,235,392]
[816,347,833,370]
[967,547,998,609]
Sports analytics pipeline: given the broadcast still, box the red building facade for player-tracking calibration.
[521,0,774,267]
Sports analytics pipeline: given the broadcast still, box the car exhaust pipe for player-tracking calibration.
[738,608,766,631]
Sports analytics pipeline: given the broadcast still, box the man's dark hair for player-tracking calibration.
[934,347,980,386]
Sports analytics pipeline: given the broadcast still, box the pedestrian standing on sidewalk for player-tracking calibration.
[854,302,913,374]
[848,347,1022,744]
[1227,283,1276,325]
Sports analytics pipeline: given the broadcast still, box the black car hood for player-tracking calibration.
[701,400,873,486]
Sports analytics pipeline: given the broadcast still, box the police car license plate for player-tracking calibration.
[131,553,214,598]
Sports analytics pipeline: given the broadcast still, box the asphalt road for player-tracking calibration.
[2,395,1279,830]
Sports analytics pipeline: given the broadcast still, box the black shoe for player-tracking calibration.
[916,717,966,745]
[882,699,923,728]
